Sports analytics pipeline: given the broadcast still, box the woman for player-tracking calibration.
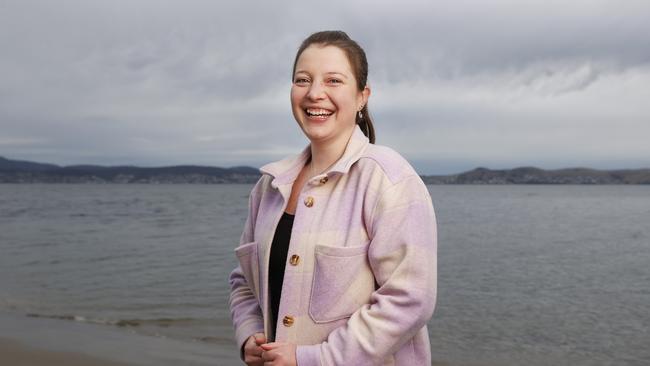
[229,30,437,366]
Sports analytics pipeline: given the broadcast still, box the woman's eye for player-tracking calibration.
[294,78,309,84]
[328,79,342,84]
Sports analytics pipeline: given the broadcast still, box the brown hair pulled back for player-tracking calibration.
[292,30,375,144]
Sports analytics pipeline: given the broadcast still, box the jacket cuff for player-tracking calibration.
[235,317,264,360]
[296,344,321,366]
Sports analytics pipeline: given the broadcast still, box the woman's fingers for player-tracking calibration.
[260,342,284,351]
[246,340,263,356]
[247,345,263,357]
[261,348,275,362]
[254,332,267,345]
[244,349,264,366]
[244,355,263,366]
[244,334,267,361]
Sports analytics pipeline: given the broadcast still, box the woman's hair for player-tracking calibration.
[292,30,376,144]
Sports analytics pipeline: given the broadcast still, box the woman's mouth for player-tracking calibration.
[304,108,334,121]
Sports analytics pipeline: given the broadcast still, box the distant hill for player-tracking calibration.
[421,166,650,184]
[1,156,648,184]
[0,156,261,183]
[0,156,60,172]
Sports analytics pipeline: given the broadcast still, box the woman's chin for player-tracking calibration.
[303,129,330,142]
[300,120,332,139]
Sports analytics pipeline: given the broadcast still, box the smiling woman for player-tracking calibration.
[228,30,437,366]
[290,33,374,146]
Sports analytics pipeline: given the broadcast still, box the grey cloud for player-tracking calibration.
[348,1,650,83]
[1,0,649,173]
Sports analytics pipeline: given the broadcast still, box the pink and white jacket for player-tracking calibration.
[229,124,437,366]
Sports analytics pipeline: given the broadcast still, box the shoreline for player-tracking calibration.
[0,337,133,366]
[0,310,240,366]
[0,311,472,366]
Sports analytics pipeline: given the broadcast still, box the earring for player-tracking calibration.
[358,110,363,119]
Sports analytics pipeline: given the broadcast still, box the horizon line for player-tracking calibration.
[2,155,649,177]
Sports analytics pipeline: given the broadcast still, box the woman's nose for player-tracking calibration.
[307,81,326,100]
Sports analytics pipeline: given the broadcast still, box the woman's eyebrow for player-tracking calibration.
[294,70,348,79]
[325,72,348,79]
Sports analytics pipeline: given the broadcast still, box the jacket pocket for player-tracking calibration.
[308,243,375,323]
[234,241,261,302]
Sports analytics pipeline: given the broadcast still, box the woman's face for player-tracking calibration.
[291,45,369,144]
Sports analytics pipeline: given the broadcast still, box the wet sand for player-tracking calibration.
[0,311,474,366]
[0,337,133,366]
[0,335,461,366]
[0,311,238,365]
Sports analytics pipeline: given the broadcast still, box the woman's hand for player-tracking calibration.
[260,342,297,366]
[243,333,267,366]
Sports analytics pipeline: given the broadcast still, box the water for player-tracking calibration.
[0,184,648,365]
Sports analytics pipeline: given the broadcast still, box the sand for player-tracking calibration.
[0,337,134,366]
[0,311,470,366]
[0,311,240,365]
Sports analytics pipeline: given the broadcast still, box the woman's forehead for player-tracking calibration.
[295,45,353,75]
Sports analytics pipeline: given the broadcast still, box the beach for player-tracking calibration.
[0,337,132,366]
[0,339,458,366]
[0,311,239,366]
[0,311,462,366]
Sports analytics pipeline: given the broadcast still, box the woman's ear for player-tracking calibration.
[359,83,371,110]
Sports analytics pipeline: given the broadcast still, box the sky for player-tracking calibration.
[1,0,649,174]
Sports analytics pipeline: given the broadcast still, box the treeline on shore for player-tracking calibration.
[1,156,648,184]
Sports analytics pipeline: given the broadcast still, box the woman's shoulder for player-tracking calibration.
[357,142,420,185]
[247,174,274,198]
[357,143,433,221]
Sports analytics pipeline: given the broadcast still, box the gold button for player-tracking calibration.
[289,254,300,266]
[282,315,294,327]
[304,196,314,207]
[319,176,329,184]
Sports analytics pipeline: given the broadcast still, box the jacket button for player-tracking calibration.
[319,176,328,184]
[304,196,314,207]
[282,315,294,327]
[289,254,300,266]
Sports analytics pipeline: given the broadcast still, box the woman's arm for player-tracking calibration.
[296,174,438,366]
[229,177,266,358]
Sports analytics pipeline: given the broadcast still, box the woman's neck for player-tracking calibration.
[308,127,355,175]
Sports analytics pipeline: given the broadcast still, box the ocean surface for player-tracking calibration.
[0,184,648,365]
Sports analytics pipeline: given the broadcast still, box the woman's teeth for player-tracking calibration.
[305,108,334,117]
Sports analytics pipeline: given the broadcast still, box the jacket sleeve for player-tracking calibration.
[296,174,438,366]
[229,177,266,359]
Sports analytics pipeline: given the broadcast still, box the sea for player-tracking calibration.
[0,184,648,366]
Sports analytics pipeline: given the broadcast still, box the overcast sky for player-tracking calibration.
[1,0,649,174]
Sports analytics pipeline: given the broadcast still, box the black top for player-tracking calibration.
[268,211,294,340]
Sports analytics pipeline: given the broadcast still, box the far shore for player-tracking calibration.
[2,156,649,184]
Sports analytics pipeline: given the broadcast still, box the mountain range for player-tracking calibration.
[1,156,648,184]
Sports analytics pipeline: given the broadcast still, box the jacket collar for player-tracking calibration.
[259,124,370,188]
